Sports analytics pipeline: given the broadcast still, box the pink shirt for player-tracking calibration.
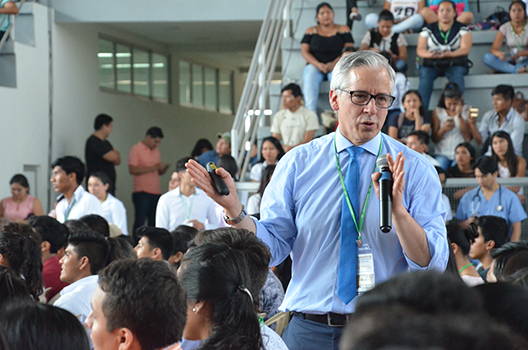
[128,141,162,194]
[1,195,34,221]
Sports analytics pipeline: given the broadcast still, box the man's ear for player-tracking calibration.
[117,327,138,350]
[486,239,496,251]
[329,90,340,111]
[79,256,91,271]
[41,241,51,253]
[451,242,459,255]
[151,247,162,260]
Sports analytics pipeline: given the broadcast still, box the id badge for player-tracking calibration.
[357,244,375,295]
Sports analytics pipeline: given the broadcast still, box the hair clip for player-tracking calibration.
[238,285,253,303]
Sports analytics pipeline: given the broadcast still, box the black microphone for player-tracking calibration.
[376,154,392,233]
[206,162,230,196]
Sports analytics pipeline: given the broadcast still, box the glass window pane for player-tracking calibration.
[98,39,115,89]
[204,68,217,110]
[219,70,233,114]
[179,61,191,105]
[133,48,150,97]
[116,44,132,93]
[192,64,203,107]
[153,54,169,102]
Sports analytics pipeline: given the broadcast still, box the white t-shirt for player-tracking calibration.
[361,30,408,52]
[101,193,128,235]
[247,193,262,215]
[55,186,103,223]
[432,105,471,160]
[155,187,222,231]
[270,106,319,147]
[251,161,269,182]
[388,0,421,22]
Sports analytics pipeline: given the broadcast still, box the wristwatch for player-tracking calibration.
[223,206,247,225]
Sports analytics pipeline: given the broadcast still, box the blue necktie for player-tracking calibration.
[337,146,364,304]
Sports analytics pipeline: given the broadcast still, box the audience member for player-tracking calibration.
[191,138,213,160]
[216,154,239,180]
[456,157,526,241]
[64,219,91,235]
[247,165,276,215]
[108,235,136,261]
[0,228,43,299]
[365,0,425,33]
[250,137,284,182]
[0,266,31,308]
[79,214,110,237]
[28,215,69,302]
[0,0,18,41]
[85,114,120,195]
[197,132,231,167]
[488,240,528,281]
[360,10,408,72]
[491,130,527,197]
[301,3,354,115]
[168,225,197,268]
[446,142,475,178]
[470,85,525,156]
[420,0,474,25]
[133,226,173,261]
[446,224,483,286]
[270,83,320,151]
[406,130,440,167]
[51,156,103,223]
[0,174,44,222]
[431,83,475,170]
[87,172,128,235]
[388,90,431,143]
[156,157,222,231]
[417,1,472,109]
[128,126,169,234]
[469,216,509,281]
[483,1,528,74]
[86,259,187,350]
[0,300,90,350]
[168,170,181,192]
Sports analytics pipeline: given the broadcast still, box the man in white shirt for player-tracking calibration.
[271,83,320,152]
[469,85,525,157]
[156,157,222,231]
[406,130,441,168]
[51,156,103,223]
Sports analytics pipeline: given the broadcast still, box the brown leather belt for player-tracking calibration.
[294,312,351,327]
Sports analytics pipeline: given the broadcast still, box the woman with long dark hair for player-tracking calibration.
[0,174,43,222]
[491,130,527,196]
[179,242,264,350]
[446,224,483,286]
[250,137,284,182]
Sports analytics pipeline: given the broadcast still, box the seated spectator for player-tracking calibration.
[431,83,475,169]
[0,174,44,222]
[87,172,128,235]
[0,227,43,299]
[447,224,483,286]
[79,214,110,237]
[420,0,474,25]
[217,154,239,180]
[417,1,472,110]
[197,132,231,168]
[156,157,222,231]
[168,171,181,192]
[360,10,408,72]
[86,259,187,350]
[379,51,409,133]
[364,0,425,34]
[28,216,69,302]
[468,216,509,281]
[0,300,90,350]
[301,3,354,115]
[483,1,528,74]
[0,0,18,41]
[406,130,441,167]
[0,266,31,308]
[133,226,173,261]
[469,85,525,157]
[446,142,475,178]
[388,91,431,143]
[248,165,276,215]
[491,130,527,197]
[271,83,320,152]
[488,240,528,282]
[50,156,103,223]
[168,225,197,268]
[456,157,527,241]
[179,241,287,350]
[250,137,284,182]
[191,138,213,160]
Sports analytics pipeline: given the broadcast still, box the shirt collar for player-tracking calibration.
[60,275,98,296]
[335,127,382,156]
[494,107,514,123]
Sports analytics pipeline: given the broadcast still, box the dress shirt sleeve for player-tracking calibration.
[155,195,170,230]
[510,114,525,156]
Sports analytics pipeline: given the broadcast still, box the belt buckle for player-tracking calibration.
[326,313,347,327]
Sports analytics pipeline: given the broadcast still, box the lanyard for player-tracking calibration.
[179,193,194,221]
[510,21,526,52]
[438,23,452,44]
[64,198,76,221]
[333,133,383,240]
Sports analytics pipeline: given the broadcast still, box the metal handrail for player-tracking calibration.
[231,0,292,180]
[0,0,26,52]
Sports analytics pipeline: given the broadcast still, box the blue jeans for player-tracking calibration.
[303,63,332,114]
[365,13,424,33]
[282,314,344,350]
[132,192,161,239]
[395,59,408,73]
[419,65,468,110]
[483,53,528,73]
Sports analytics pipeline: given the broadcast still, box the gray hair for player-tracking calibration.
[330,51,396,95]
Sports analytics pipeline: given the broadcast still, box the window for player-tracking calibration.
[179,60,233,114]
[98,37,170,103]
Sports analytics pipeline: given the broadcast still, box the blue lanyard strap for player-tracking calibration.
[333,133,383,240]
[64,198,76,221]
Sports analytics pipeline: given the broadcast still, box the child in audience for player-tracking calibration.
[388,90,430,143]
[364,0,425,33]
[421,0,474,25]
[483,0,528,74]
[360,10,408,72]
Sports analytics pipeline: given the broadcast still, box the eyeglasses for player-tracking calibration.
[337,89,395,109]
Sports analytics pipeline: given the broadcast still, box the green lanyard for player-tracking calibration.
[510,21,526,52]
[438,23,452,44]
[333,133,383,241]
[179,193,195,221]
[64,198,76,221]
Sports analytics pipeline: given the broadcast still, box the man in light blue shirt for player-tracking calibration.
[186,51,448,350]
[455,156,527,242]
